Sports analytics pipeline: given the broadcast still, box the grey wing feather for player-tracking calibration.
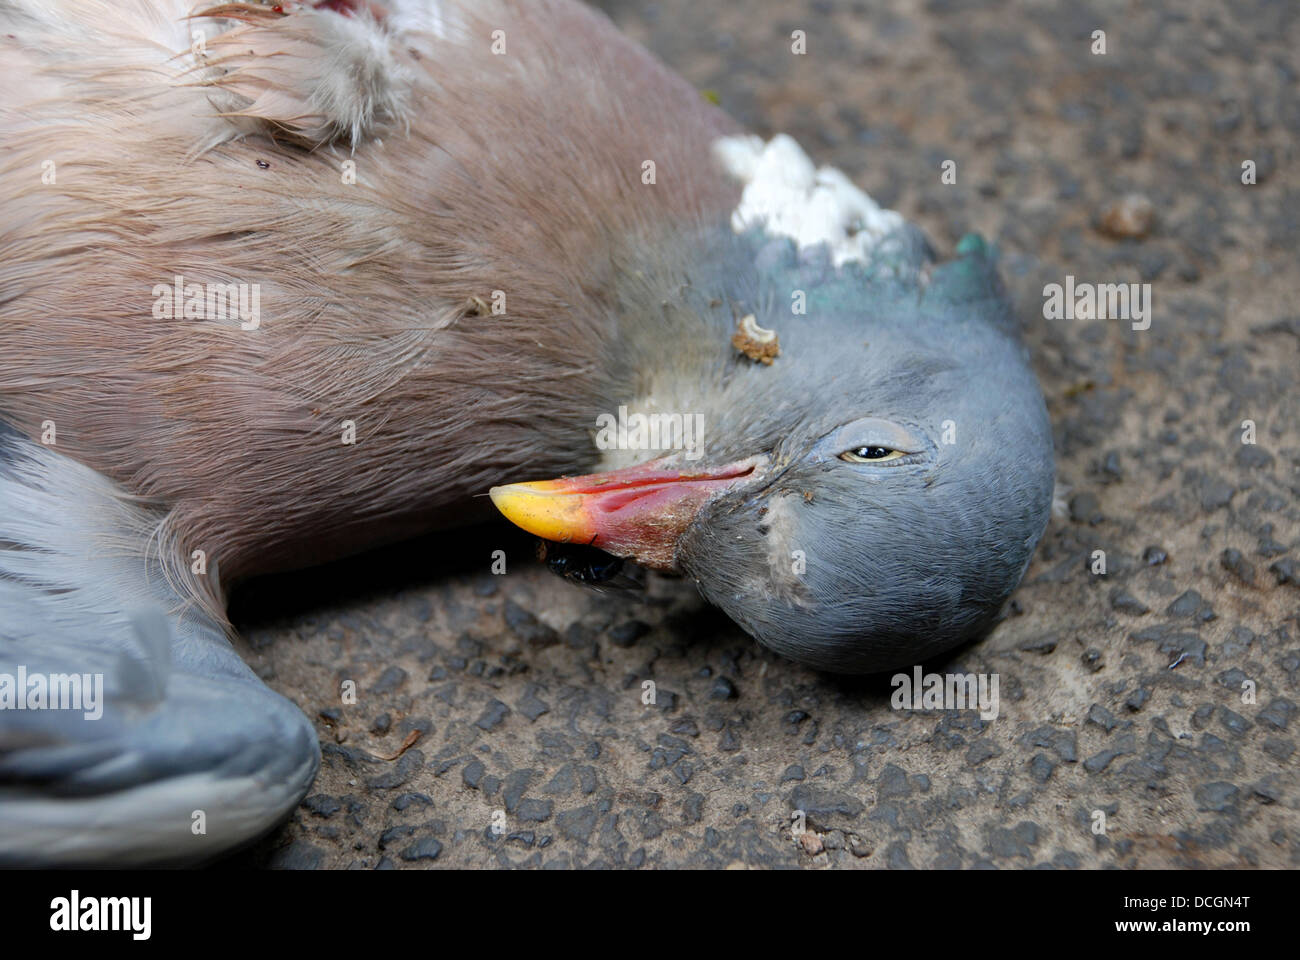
[0,426,320,865]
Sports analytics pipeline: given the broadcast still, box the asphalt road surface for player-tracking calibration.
[227,0,1299,869]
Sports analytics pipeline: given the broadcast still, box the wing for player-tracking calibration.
[0,425,319,865]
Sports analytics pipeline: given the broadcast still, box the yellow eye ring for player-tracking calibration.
[839,446,907,464]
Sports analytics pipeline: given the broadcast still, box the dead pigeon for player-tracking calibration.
[0,0,1053,863]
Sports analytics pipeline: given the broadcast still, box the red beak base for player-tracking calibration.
[489,456,763,570]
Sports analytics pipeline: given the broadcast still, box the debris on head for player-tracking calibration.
[731,314,779,365]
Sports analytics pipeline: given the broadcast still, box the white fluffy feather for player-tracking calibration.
[713,133,905,266]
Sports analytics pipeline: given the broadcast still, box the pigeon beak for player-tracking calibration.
[490,456,765,570]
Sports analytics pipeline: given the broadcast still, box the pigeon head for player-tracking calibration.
[492,224,1055,674]
[680,241,1056,673]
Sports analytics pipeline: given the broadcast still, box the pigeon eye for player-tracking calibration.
[840,446,906,464]
[817,418,926,465]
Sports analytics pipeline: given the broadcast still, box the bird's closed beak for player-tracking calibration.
[489,456,764,570]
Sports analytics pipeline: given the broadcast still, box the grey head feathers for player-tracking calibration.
[604,226,1054,673]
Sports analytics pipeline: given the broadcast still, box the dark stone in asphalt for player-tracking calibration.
[1258,699,1295,731]
[1219,708,1252,737]
[1270,558,1299,586]
[1165,590,1207,618]
[516,686,551,722]
[1219,549,1256,584]
[1019,636,1058,654]
[608,620,651,647]
[1087,704,1119,733]
[392,793,433,812]
[789,785,865,829]
[671,717,700,737]
[1109,588,1150,615]
[304,795,341,818]
[369,666,408,695]
[462,760,485,790]
[1029,754,1056,783]
[988,822,1040,859]
[966,741,1000,766]
[267,841,324,870]
[886,841,914,870]
[399,836,444,862]
[1194,782,1239,813]
[556,805,598,843]
[1262,740,1293,763]
[474,700,510,731]
[378,825,414,850]
[1142,546,1169,566]
[502,770,534,814]
[504,599,560,647]
[709,677,738,700]
[517,798,554,822]
[543,764,576,796]
[1083,750,1123,774]
[878,764,912,798]
[366,751,425,790]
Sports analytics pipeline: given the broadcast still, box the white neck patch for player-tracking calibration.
[713,134,904,267]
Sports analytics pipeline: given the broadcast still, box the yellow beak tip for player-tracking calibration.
[488,482,592,543]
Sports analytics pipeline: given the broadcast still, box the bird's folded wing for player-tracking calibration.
[0,426,319,865]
